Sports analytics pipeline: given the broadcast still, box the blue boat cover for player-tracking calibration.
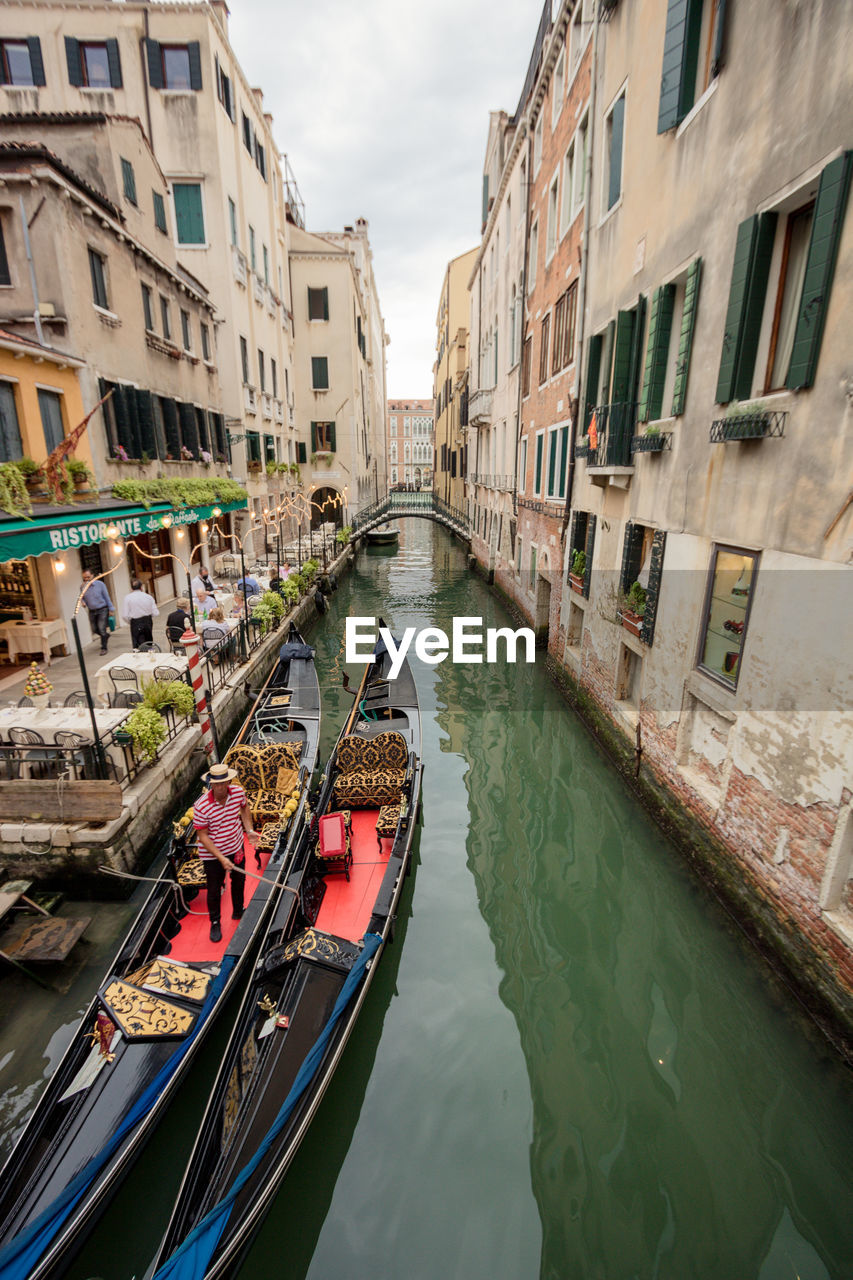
[153,931,383,1280]
[0,957,236,1280]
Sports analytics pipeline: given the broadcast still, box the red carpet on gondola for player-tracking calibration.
[168,835,274,964]
[314,808,392,944]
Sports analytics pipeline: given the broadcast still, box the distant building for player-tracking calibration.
[387,399,434,489]
[433,249,477,510]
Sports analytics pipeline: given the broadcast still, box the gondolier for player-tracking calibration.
[193,763,259,942]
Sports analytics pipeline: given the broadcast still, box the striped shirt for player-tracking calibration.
[193,784,247,860]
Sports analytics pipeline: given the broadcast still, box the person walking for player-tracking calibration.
[121,578,159,649]
[192,762,258,942]
[79,570,114,656]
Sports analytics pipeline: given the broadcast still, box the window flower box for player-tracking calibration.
[619,607,644,638]
[568,572,584,595]
[710,409,787,443]
[631,430,672,453]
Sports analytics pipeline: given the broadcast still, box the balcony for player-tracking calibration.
[261,392,273,420]
[252,274,265,306]
[243,384,257,414]
[575,402,637,480]
[274,398,284,423]
[232,246,248,287]
[471,473,513,491]
[266,288,277,317]
[467,388,493,427]
[710,409,787,443]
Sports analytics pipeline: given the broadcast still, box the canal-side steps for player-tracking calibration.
[0,545,355,885]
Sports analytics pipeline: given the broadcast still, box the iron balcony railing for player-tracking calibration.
[471,473,513,490]
[575,401,638,468]
[709,410,787,443]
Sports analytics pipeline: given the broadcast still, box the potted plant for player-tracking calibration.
[720,402,772,440]
[66,459,94,491]
[142,678,194,720]
[619,581,647,637]
[568,548,586,594]
[247,460,262,474]
[18,457,44,495]
[335,525,352,546]
[124,704,167,762]
[266,461,279,476]
[0,463,32,518]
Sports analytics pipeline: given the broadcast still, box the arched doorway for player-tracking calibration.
[311,485,343,529]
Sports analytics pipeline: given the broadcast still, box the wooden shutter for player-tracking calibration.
[65,37,82,87]
[671,258,701,414]
[607,95,625,209]
[558,425,569,495]
[640,530,667,645]
[106,39,122,88]
[786,151,852,390]
[638,284,675,421]
[548,431,558,495]
[566,512,579,580]
[173,184,204,245]
[27,37,45,85]
[626,294,647,407]
[161,398,180,457]
[610,310,636,403]
[534,434,543,494]
[657,0,703,132]
[310,422,318,451]
[187,41,203,90]
[311,357,328,389]
[715,214,775,403]
[600,320,616,404]
[178,402,200,456]
[145,38,164,89]
[620,521,644,593]
[114,385,142,459]
[328,422,337,452]
[296,441,307,464]
[134,390,157,459]
[582,334,602,426]
[583,515,596,599]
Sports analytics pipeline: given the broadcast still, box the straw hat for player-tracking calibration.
[204,762,238,787]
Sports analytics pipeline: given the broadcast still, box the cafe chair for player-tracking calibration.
[109,667,139,706]
[166,625,186,656]
[64,691,88,707]
[113,690,143,708]
[153,665,181,683]
[137,641,161,653]
[54,729,89,780]
[17,696,33,707]
[9,726,58,779]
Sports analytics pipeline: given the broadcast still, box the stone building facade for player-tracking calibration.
[387,399,433,490]
[433,247,477,511]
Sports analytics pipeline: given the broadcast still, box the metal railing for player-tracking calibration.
[576,402,638,468]
[471,473,513,490]
[709,410,787,443]
[351,490,470,536]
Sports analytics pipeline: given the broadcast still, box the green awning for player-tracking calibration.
[0,498,246,563]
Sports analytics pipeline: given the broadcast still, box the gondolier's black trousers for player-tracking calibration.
[202,854,245,924]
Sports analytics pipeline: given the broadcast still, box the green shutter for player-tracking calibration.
[548,431,558,495]
[600,320,616,404]
[582,334,602,426]
[296,441,307,464]
[558,425,568,495]
[310,422,318,451]
[626,294,647,407]
[639,284,675,421]
[106,39,122,88]
[161,398,180,457]
[134,390,157,458]
[153,191,167,233]
[65,37,82,87]
[671,258,702,414]
[27,37,45,86]
[607,95,625,209]
[145,38,164,89]
[620,521,645,594]
[715,215,776,403]
[786,151,853,390]
[188,42,203,90]
[534,434,544,494]
[657,0,703,133]
[121,158,137,205]
[178,402,199,456]
[583,515,596,598]
[322,287,329,320]
[328,422,336,452]
[640,530,667,645]
[173,184,204,245]
[611,310,636,403]
[311,357,328,389]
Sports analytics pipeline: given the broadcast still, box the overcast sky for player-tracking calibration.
[229,0,546,399]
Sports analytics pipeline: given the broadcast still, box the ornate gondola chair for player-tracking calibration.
[332,730,408,810]
[375,803,401,852]
[316,810,353,881]
[224,741,302,828]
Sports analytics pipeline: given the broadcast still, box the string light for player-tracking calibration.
[211,506,222,518]
[105,523,119,539]
[112,541,123,555]
[176,528,185,539]
[161,514,173,528]
[56,558,66,573]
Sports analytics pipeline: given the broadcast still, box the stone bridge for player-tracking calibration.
[351,491,470,541]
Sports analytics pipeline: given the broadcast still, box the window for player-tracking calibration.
[121,158,137,205]
[145,40,202,91]
[153,190,167,233]
[88,248,108,309]
[390,416,397,435]
[0,222,10,286]
[546,424,570,499]
[228,198,238,247]
[567,509,596,599]
[262,245,269,286]
[172,182,205,245]
[551,281,578,373]
[240,336,250,383]
[258,349,265,393]
[38,388,64,453]
[570,1,589,70]
[64,39,122,89]
[215,54,234,120]
[242,113,253,154]
[141,284,154,331]
[765,203,815,391]
[533,114,543,176]
[0,381,23,461]
[308,286,329,321]
[552,50,565,128]
[698,546,758,688]
[311,421,336,451]
[516,535,523,574]
[0,38,45,86]
[311,357,329,390]
[271,358,278,397]
[246,430,261,463]
[546,173,559,261]
[201,322,211,362]
[181,309,192,352]
[528,221,538,292]
[562,115,588,236]
[605,91,626,212]
[522,337,533,398]
[657,0,727,133]
[160,296,171,341]
[249,226,256,271]
[539,314,551,384]
[534,431,545,495]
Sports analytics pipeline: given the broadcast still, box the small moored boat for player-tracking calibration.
[0,625,321,1280]
[364,523,399,545]
[149,625,422,1280]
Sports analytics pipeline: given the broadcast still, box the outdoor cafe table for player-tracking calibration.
[0,705,130,774]
[93,651,187,705]
[0,618,68,665]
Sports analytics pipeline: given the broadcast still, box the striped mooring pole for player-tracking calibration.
[181,628,218,763]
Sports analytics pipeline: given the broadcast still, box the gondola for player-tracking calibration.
[149,625,422,1280]
[0,623,321,1280]
[364,522,399,545]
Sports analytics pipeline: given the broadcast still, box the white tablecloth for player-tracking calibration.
[94,651,187,704]
[0,618,68,665]
[0,705,130,773]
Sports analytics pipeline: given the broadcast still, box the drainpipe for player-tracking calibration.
[513,124,533,523]
[20,197,44,346]
[561,0,600,542]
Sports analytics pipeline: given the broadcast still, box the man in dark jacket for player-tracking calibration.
[80,571,114,656]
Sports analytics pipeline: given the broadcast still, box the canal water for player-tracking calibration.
[4,518,853,1279]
